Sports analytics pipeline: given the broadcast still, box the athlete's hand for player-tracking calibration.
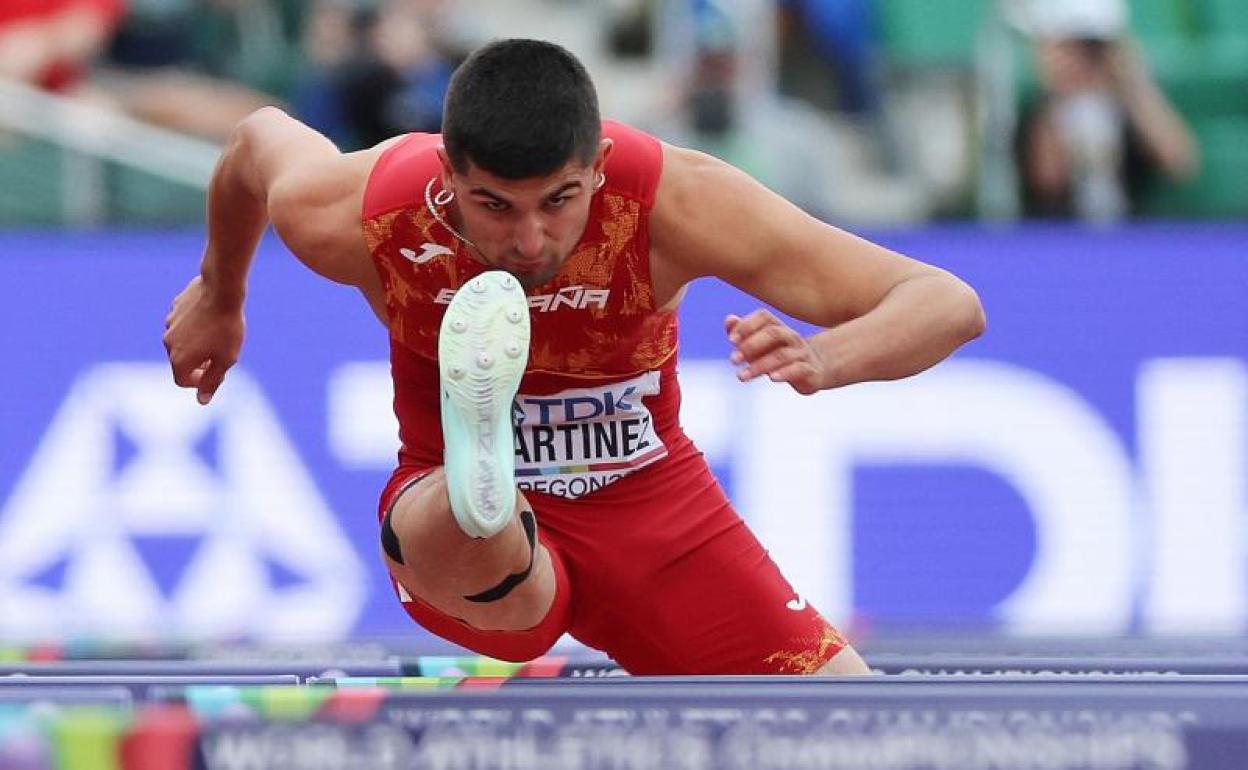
[726,310,827,395]
[162,276,245,405]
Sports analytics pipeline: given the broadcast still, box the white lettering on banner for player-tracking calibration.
[731,357,1247,635]
[513,372,667,499]
[1139,359,1247,634]
[0,364,366,641]
[672,361,736,461]
[321,357,1248,633]
[327,363,400,467]
[741,360,1134,634]
[434,285,610,313]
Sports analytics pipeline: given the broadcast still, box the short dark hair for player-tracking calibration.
[442,39,601,179]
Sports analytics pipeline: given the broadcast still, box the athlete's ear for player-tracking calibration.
[592,138,613,178]
[435,145,456,189]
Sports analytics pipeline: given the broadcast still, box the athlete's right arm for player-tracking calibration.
[163,107,385,405]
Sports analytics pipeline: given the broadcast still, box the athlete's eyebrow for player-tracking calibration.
[468,181,584,203]
[545,181,583,198]
[468,187,510,204]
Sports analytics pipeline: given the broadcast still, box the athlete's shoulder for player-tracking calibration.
[362,133,443,220]
[602,120,664,208]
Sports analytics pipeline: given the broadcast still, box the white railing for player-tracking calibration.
[0,78,221,224]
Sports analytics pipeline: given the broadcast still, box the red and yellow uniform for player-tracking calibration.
[363,121,846,673]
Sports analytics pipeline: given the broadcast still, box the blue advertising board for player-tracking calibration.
[0,224,1244,643]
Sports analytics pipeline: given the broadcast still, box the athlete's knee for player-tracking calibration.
[379,468,447,568]
[462,507,539,603]
[380,478,555,630]
[438,544,560,632]
[471,544,560,631]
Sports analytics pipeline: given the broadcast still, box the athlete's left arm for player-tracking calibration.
[649,145,986,394]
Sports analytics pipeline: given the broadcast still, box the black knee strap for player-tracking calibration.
[380,472,435,567]
[464,509,538,604]
[381,505,405,565]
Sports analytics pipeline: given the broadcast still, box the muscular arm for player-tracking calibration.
[203,106,382,307]
[165,107,388,403]
[650,145,985,392]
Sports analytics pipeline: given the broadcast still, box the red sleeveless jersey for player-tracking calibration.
[362,121,695,500]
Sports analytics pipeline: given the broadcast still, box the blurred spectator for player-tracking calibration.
[1012,0,1198,221]
[605,0,656,59]
[290,0,358,149]
[93,0,286,141]
[646,1,845,220]
[0,0,127,92]
[776,0,878,116]
[191,0,299,96]
[686,12,738,143]
[337,0,457,149]
[662,1,755,170]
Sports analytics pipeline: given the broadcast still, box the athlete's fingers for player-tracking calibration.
[767,360,821,395]
[195,359,230,405]
[186,363,208,385]
[732,323,801,364]
[724,314,742,361]
[170,356,206,388]
[737,345,804,381]
[729,309,779,342]
[727,310,782,364]
[161,326,175,354]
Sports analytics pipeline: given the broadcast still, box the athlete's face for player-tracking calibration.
[438,141,611,289]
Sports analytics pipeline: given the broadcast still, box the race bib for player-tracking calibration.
[512,372,667,499]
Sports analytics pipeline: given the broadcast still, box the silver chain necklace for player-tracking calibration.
[423,178,478,250]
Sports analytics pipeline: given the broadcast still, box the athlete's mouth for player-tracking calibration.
[507,256,551,273]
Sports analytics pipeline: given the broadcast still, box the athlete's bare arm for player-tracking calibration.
[163,107,390,404]
[649,145,985,394]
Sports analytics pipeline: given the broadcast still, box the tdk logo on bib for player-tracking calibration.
[512,372,666,499]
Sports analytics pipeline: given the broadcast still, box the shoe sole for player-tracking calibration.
[438,271,530,538]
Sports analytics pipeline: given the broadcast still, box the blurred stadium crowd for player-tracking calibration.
[0,0,1244,227]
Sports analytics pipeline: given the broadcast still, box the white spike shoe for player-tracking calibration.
[438,271,530,538]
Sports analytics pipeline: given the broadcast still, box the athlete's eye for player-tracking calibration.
[546,196,569,208]
[481,200,509,213]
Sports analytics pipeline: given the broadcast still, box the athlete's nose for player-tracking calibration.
[514,214,545,260]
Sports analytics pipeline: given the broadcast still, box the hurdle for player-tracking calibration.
[0,675,299,700]
[0,660,402,680]
[169,675,1248,769]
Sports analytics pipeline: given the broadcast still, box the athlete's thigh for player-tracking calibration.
[634,516,848,674]
[559,460,848,674]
